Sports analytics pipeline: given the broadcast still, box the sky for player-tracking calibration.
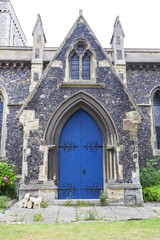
[10,0,160,48]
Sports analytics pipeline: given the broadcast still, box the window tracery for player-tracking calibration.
[65,39,97,82]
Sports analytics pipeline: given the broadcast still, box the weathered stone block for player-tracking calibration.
[107,188,124,204]
[27,200,33,209]
[123,120,136,131]
[24,193,30,201]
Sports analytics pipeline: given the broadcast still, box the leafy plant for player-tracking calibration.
[0,183,17,199]
[0,196,10,209]
[140,159,160,188]
[55,216,59,224]
[62,200,72,206]
[63,192,73,206]
[84,209,97,221]
[76,200,94,207]
[75,211,81,221]
[20,217,24,222]
[99,191,107,206]
[0,161,17,191]
[142,185,160,202]
[41,201,48,208]
[33,213,43,222]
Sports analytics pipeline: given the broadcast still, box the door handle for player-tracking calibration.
[83,168,86,175]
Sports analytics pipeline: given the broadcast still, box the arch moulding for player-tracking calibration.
[44,91,120,187]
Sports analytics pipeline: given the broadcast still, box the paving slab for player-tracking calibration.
[1,202,160,224]
[136,207,160,219]
[110,206,142,220]
[42,206,59,223]
[2,207,28,223]
[23,210,38,224]
[58,206,76,223]
[76,207,97,221]
[95,206,117,221]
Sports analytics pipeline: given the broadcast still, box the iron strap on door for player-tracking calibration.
[58,109,103,199]
[59,140,79,152]
[83,140,102,153]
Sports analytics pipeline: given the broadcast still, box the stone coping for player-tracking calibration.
[19,183,57,190]
[57,83,105,88]
[106,183,142,189]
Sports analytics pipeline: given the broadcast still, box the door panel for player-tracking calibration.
[58,109,103,199]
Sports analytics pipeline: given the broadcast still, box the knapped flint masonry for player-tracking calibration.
[1,0,160,205]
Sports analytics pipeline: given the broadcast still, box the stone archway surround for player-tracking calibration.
[44,91,120,194]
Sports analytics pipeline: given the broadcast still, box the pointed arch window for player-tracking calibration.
[71,52,79,80]
[66,40,97,82]
[82,52,90,80]
[153,91,160,149]
[65,39,97,83]
[0,96,3,147]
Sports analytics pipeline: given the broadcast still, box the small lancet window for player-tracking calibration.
[153,91,160,149]
[82,52,90,80]
[71,52,79,80]
[0,96,3,147]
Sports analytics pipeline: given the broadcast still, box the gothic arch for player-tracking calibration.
[0,85,8,157]
[44,91,120,188]
[64,38,97,82]
[150,86,160,154]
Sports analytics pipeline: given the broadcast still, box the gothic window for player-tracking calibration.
[0,96,3,148]
[82,52,90,80]
[71,52,79,80]
[66,40,97,82]
[153,91,160,149]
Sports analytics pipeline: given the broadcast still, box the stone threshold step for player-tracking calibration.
[52,199,110,206]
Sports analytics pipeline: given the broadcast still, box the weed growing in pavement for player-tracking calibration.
[33,213,43,222]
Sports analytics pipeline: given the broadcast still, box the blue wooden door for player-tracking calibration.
[58,109,103,199]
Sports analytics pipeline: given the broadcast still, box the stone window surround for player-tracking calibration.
[150,86,160,155]
[0,85,8,157]
[64,38,97,84]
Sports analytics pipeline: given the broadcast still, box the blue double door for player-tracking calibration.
[58,109,103,199]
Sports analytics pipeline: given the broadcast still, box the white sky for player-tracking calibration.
[11,0,160,48]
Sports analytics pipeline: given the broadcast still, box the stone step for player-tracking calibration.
[52,199,109,206]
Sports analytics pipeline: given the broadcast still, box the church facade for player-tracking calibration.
[1,0,160,205]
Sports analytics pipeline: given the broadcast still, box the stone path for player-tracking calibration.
[0,202,160,224]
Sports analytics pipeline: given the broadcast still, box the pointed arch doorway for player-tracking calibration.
[45,91,119,200]
[58,109,103,199]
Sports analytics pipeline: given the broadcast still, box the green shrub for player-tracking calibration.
[140,159,160,188]
[0,183,17,199]
[99,191,107,206]
[0,161,17,190]
[0,196,10,209]
[142,185,160,202]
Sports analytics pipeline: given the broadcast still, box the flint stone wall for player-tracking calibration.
[0,66,30,173]
[24,20,136,184]
[127,65,160,165]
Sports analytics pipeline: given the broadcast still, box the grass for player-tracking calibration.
[1,218,160,239]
